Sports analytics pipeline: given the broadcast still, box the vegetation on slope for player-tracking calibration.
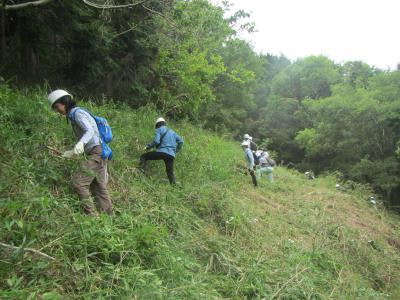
[1,86,400,299]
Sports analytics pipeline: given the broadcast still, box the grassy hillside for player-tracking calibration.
[1,85,400,299]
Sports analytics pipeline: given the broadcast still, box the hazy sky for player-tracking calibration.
[213,0,399,70]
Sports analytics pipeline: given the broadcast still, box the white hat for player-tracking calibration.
[156,117,166,124]
[48,89,72,108]
[241,141,250,147]
[243,133,251,140]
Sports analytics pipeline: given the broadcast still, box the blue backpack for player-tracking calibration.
[69,108,113,160]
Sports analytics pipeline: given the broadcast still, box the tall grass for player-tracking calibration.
[1,85,400,299]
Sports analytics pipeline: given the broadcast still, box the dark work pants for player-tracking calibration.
[140,151,176,184]
[249,169,258,187]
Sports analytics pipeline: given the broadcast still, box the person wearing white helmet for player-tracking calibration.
[305,171,315,180]
[140,117,184,185]
[48,89,112,216]
[243,133,258,152]
[243,133,259,169]
[241,141,257,187]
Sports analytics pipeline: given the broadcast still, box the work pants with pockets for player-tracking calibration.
[72,145,113,215]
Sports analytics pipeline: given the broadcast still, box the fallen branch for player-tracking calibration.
[141,4,177,28]
[82,0,148,9]
[46,145,62,156]
[0,241,56,261]
[5,0,53,11]
[45,145,79,160]
[112,24,139,39]
[39,235,65,251]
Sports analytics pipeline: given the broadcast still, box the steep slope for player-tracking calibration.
[1,85,400,299]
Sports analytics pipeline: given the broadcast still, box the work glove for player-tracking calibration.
[73,141,85,155]
[62,150,75,158]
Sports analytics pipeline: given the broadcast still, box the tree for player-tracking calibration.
[152,0,231,117]
[1,0,172,100]
[201,39,259,134]
[256,96,303,163]
[271,56,341,102]
[296,71,400,204]
[341,61,377,89]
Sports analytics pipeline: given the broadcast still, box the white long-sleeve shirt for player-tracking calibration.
[69,107,101,154]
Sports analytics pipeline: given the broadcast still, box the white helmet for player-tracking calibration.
[241,141,250,147]
[243,133,251,140]
[48,89,72,108]
[156,117,166,124]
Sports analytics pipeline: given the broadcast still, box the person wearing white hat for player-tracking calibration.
[47,89,112,216]
[243,133,259,168]
[243,133,258,152]
[140,117,184,184]
[243,133,251,140]
[305,171,315,180]
[241,141,257,187]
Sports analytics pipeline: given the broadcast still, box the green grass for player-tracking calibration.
[1,85,400,299]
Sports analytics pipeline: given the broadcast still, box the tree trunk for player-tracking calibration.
[16,14,22,83]
[29,44,37,78]
[1,0,6,63]
[106,73,113,99]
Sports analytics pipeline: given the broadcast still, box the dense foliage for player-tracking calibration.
[1,0,400,205]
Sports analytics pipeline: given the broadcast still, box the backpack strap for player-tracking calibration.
[157,128,170,148]
[68,108,79,123]
[68,108,103,145]
[69,108,94,123]
[68,108,87,123]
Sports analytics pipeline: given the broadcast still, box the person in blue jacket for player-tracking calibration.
[140,117,184,184]
[242,141,258,187]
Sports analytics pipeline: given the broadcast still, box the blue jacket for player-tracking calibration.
[146,126,184,158]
